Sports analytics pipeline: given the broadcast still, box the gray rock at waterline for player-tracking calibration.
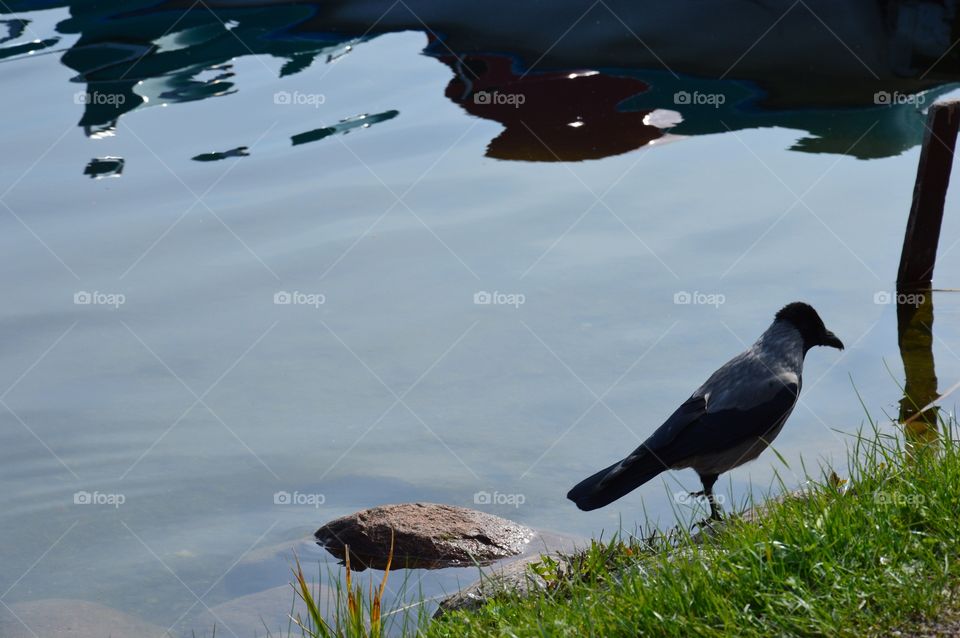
[433,551,569,617]
[315,503,536,570]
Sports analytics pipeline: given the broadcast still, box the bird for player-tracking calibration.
[567,302,844,521]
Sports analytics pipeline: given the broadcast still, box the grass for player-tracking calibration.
[290,546,392,638]
[428,416,960,637]
[285,532,433,638]
[287,413,960,637]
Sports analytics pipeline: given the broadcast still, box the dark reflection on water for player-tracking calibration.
[3,0,959,167]
[191,145,249,162]
[897,290,941,450]
[83,155,124,178]
[291,110,400,146]
[435,50,665,162]
[0,16,58,58]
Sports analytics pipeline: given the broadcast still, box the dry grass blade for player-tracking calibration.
[286,531,402,637]
[344,544,360,624]
[371,530,395,636]
[903,378,960,425]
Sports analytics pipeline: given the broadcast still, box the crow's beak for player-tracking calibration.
[822,330,844,350]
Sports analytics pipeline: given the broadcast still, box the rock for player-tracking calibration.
[315,503,536,570]
[434,552,568,617]
[433,529,583,617]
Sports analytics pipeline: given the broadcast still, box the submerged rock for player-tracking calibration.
[315,503,535,570]
[434,551,568,617]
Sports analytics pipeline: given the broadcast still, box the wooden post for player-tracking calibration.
[896,100,960,289]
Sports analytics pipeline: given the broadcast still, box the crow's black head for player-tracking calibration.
[775,302,844,352]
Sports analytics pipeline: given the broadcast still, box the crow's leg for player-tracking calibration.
[696,473,722,521]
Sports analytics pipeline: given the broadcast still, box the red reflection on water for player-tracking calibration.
[435,48,662,161]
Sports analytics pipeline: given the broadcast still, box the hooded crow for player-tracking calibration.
[567,302,843,521]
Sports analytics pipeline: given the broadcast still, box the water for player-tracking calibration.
[2,1,960,635]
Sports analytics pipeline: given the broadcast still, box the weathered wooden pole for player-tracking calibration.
[897,100,960,289]
[895,100,959,452]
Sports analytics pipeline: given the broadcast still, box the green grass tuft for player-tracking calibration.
[282,532,432,638]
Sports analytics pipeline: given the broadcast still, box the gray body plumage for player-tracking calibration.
[567,302,843,517]
[678,320,803,476]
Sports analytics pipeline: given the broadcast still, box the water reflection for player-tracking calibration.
[435,51,668,161]
[191,145,249,162]
[897,290,941,450]
[83,155,124,178]
[2,0,959,169]
[0,16,58,58]
[291,110,399,146]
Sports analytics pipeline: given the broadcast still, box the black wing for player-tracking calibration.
[652,382,799,468]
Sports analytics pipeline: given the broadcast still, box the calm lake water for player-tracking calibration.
[2,1,960,635]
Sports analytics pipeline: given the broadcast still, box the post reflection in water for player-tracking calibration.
[897,290,941,451]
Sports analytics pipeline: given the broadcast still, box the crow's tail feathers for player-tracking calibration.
[566,454,665,511]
